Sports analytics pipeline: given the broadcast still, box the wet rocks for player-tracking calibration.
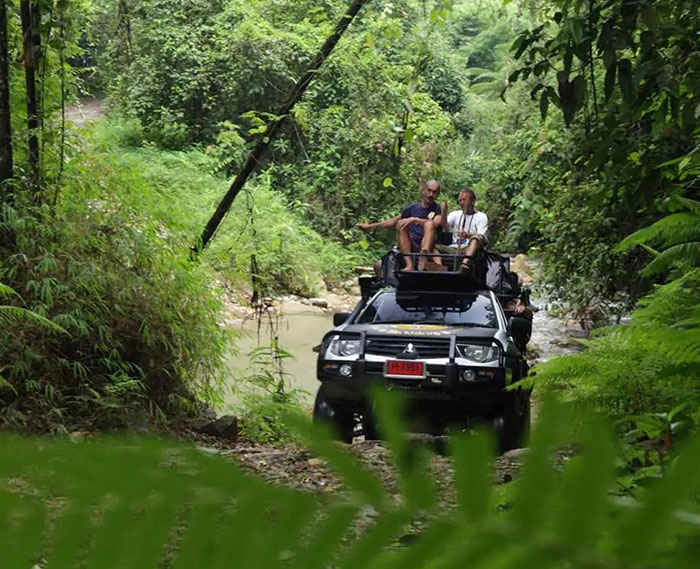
[512,254,534,285]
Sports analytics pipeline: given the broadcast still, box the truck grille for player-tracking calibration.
[364,336,451,358]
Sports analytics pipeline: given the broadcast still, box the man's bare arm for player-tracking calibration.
[357,215,400,232]
[438,202,448,230]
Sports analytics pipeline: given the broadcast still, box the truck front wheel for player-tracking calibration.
[494,390,529,453]
[313,384,354,443]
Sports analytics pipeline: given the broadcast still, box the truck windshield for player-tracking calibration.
[356,291,498,328]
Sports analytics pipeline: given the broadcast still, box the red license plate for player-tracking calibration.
[385,360,425,378]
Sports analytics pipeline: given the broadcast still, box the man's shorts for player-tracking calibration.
[435,233,487,253]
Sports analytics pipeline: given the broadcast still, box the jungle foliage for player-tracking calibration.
[504,0,700,309]
[89,0,700,315]
[89,0,533,253]
[0,0,235,431]
[508,0,700,464]
[2,0,700,563]
[1,0,699,439]
[0,161,229,432]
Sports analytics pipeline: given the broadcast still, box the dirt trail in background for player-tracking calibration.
[64,98,105,127]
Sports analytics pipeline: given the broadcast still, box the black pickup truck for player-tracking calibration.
[313,250,533,451]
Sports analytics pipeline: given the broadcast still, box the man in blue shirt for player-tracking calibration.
[357,180,444,270]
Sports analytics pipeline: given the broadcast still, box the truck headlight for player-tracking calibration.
[327,335,362,358]
[458,343,499,363]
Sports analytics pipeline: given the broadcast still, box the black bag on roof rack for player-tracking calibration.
[484,252,520,296]
[380,248,401,288]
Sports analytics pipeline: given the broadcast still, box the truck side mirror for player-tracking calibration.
[333,312,351,327]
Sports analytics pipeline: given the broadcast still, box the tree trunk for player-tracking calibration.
[0,0,13,188]
[117,0,133,64]
[20,0,40,191]
[31,0,42,113]
[192,0,372,256]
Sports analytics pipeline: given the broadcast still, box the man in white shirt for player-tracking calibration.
[439,188,488,271]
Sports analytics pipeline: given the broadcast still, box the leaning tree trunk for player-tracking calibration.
[20,0,40,191]
[191,0,372,256]
[0,0,13,190]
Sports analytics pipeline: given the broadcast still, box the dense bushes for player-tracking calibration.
[0,154,230,432]
[527,268,700,416]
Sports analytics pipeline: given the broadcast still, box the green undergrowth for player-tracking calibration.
[91,118,363,297]
[3,397,700,569]
[1,116,361,434]
[524,206,700,420]
[0,152,231,431]
[234,341,309,445]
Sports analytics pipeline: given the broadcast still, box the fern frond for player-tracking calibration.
[642,242,700,276]
[616,213,700,252]
[464,67,495,76]
[0,306,69,334]
[674,197,700,214]
[0,374,15,392]
[467,81,503,95]
[0,283,17,298]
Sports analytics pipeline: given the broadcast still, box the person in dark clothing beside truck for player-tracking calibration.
[357,179,444,271]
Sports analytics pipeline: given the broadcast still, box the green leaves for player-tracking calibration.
[0,283,68,335]
[558,74,587,126]
[4,399,700,569]
[616,199,700,276]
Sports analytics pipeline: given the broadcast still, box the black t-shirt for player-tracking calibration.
[400,202,441,249]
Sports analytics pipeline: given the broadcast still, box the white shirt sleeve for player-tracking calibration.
[474,212,488,240]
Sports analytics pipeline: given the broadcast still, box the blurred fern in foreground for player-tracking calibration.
[3,398,700,569]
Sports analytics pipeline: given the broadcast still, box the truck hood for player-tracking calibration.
[341,322,499,340]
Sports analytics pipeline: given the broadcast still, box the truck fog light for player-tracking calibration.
[339,364,353,377]
[461,369,476,382]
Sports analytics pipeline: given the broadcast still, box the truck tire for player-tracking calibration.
[313,384,354,443]
[362,408,380,440]
[495,390,528,453]
[519,393,531,446]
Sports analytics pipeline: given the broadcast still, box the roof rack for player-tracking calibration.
[395,267,483,293]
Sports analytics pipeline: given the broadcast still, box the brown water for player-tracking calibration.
[226,312,333,406]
